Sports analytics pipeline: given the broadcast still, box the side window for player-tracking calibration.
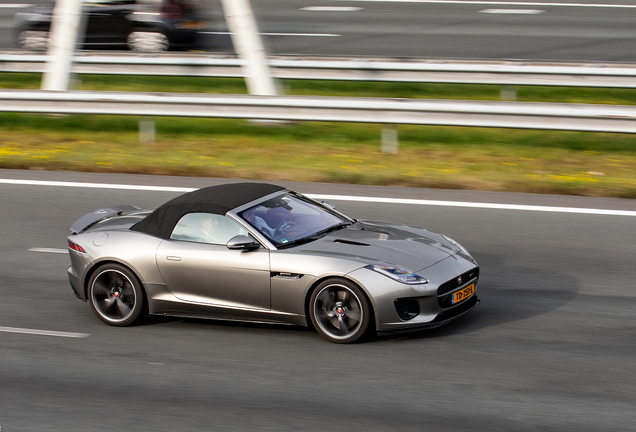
[170,213,248,245]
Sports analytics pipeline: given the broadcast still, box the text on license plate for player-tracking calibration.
[452,283,475,304]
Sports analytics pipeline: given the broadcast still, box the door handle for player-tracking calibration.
[166,256,182,261]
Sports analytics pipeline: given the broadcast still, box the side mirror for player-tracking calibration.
[227,235,261,251]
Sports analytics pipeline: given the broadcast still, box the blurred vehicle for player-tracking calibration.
[67,183,481,344]
[15,0,208,52]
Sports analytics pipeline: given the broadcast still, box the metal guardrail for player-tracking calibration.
[2,52,636,87]
[2,89,636,133]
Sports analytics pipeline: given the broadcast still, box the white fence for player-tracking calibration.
[2,89,636,133]
[3,52,636,87]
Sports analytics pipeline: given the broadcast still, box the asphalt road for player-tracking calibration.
[2,0,636,62]
[0,169,635,431]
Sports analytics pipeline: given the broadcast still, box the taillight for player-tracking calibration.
[68,240,86,253]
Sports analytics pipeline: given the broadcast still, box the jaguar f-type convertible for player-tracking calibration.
[67,183,480,343]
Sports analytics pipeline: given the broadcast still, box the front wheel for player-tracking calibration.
[88,263,146,326]
[127,30,169,52]
[309,279,371,343]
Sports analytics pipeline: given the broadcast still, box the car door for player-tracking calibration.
[84,0,136,45]
[156,213,271,311]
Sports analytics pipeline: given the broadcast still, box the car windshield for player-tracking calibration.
[238,192,352,248]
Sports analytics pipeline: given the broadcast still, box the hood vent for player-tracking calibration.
[359,226,390,235]
[333,239,371,246]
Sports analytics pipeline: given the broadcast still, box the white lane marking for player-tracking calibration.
[0,178,194,192]
[301,6,364,11]
[2,178,636,217]
[28,247,68,254]
[307,194,636,217]
[0,326,90,338]
[201,31,341,37]
[331,0,636,9]
[480,8,545,13]
[0,4,32,7]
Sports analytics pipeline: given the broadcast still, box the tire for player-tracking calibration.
[127,30,169,52]
[18,30,50,51]
[88,263,146,326]
[309,278,371,343]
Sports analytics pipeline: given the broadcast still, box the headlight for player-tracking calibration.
[366,264,428,285]
[442,235,471,256]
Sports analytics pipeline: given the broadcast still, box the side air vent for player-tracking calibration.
[271,272,303,280]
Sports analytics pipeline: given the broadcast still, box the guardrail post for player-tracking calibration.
[139,117,156,144]
[381,125,399,154]
[41,0,82,91]
[501,85,517,101]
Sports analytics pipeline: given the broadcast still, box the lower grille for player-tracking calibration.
[437,267,479,308]
[437,267,479,296]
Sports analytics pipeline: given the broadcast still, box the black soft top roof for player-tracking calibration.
[131,182,285,239]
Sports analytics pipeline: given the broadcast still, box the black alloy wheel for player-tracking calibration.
[88,263,146,326]
[310,278,371,343]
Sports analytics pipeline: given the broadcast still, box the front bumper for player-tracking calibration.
[377,295,480,335]
[346,255,480,333]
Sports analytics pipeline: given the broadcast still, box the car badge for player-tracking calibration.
[457,276,462,285]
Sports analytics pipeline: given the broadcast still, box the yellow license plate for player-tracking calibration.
[177,21,208,29]
[452,283,475,304]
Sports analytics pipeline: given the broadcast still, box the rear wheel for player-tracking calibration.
[18,30,49,50]
[88,263,145,326]
[127,30,169,52]
[309,278,371,343]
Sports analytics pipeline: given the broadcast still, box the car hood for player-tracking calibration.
[286,220,468,272]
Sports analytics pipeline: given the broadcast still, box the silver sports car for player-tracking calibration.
[67,183,480,343]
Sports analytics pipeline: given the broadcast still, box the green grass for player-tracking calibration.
[1,73,635,197]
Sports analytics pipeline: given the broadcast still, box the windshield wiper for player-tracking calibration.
[312,221,352,237]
